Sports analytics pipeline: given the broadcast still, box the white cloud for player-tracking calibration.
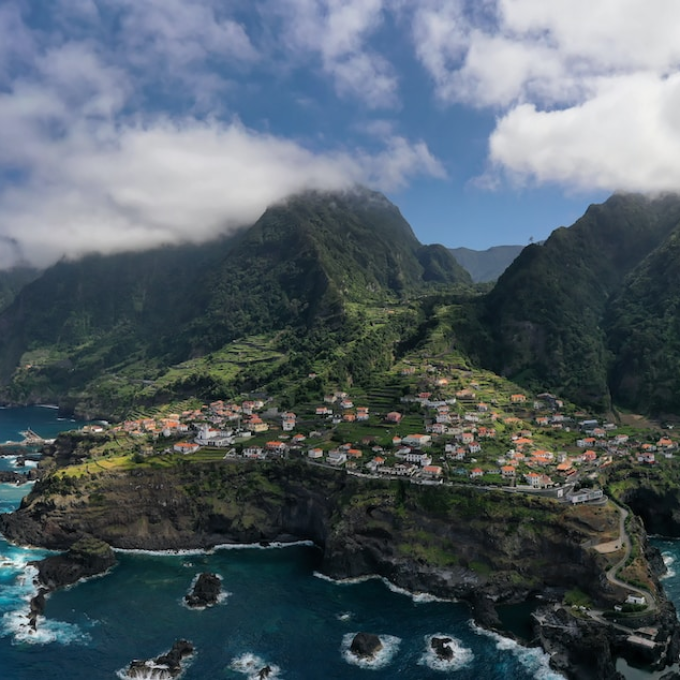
[489,72,680,192]
[406,0,680,192]
[410,0,680,107]
[0,1,443,268]
[114,0,258,68]
[272,0,398,108]
[0,119,443,268]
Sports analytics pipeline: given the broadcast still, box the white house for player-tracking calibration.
[327,451,347,466]
[174,442,200,454]
[195,424,233,447]
[402,434,432,447]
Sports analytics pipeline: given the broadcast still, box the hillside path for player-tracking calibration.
[602,503,657,612]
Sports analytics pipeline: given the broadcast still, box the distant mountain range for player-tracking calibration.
[1,189,680,417]
[449,245,525,282]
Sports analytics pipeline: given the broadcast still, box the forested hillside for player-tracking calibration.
[475,193,680,412]
[0,189,472,415]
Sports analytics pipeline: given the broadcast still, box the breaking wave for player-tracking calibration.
[418,633,474,672]
[341,632,401,669]
[470,622,565,679]
[229,652,282,679]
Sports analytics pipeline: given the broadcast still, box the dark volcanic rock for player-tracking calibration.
[27,588,47,630]
[184,572,222,608]
[33,535,116,591]
[431,636,455,661]
[532,605,622,680]
[533,599,680,680]
[0,470,34,484]
[125,639,194,679]
[26,535,116,634]
[469,593,503,633]
[350,632,383,659]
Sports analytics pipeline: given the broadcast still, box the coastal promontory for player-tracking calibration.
[2,449,679,679]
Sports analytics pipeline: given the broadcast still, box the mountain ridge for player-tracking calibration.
[0,188,472,414]
[449,245,525,282]
[474,192,680,412]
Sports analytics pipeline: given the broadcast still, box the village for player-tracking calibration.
[81,360,676,504]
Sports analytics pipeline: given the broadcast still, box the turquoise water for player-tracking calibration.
[0,404,83,444]
[0,537,564,680]
[0,407,567,679]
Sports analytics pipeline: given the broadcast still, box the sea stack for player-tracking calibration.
[430,636,455,661]
[350,632,383,659]
[124,640,194,679]
[184,572,222,608]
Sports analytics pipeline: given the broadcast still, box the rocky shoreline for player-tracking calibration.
[27,536,116,631]
[2,457,680,679]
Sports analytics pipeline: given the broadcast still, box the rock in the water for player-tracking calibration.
[431,636,455,661]
[258,665,272,679]
[25,535,116,633]
[350,632,383,659]
[125,640,194,679]
[184,572,222,608]
[28,588,47,631]
[32,535,116,591]
[0,471,29,484]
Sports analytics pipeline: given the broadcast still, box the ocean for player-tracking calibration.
[0,407,674,679]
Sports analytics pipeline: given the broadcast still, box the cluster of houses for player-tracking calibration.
[93,369,676,495]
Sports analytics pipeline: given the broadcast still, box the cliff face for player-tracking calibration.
[621,486,680,537]
[2,458,679,679]
[0,460,627,604]
[0,461,342,551]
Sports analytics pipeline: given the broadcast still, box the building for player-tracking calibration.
[174,442,200,455]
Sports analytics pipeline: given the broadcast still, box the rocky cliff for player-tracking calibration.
[1,455,679,678]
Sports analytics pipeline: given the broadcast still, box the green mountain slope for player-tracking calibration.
[606,226,680,414]
[0,240,233,397]
[0,188,471,413]
[185,188,471,354]
[0,266,41,312]
[450,245,525,282]
[478,193,680,409]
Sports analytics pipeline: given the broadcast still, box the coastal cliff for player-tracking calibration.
[1,450,679,679]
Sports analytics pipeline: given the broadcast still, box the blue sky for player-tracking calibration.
[1,0,678,267]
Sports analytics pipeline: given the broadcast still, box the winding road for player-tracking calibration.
[598,502,657,612]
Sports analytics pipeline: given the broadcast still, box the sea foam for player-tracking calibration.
[341,632,401,669]
[115,540,314,558]
[470,622,565,680]
[418,633,474,672]
[662,552,676,580]
[313,571,454,603]
[229,652,282,679]
[0,558,91,646]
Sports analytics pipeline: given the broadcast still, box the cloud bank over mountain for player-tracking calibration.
[0,1,678,266]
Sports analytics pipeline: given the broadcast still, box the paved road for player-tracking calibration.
[603,503,657,611]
